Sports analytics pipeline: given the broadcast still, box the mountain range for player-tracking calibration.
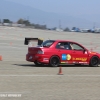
[0,0,96,29]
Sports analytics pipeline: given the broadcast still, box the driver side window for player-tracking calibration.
[56,42,70,50]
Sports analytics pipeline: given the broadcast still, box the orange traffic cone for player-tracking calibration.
[10,42,12,46]
[0,55,2,61]
[58,66,63,75]
[20,34,22,37]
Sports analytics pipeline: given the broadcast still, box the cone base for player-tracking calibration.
[0,56,2,61]
[58,73,63,75]
[58,67,63,75]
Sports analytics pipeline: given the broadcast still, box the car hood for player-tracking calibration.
[88,51,100,57]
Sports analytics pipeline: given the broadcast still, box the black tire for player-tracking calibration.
[89,56,100,67]
[49,56,60,67]
[34,61,42,66]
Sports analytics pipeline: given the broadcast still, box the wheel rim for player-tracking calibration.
[51,58,59,66]
[91,57,99,66]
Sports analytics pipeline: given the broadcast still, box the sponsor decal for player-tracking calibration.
[79,62,88,64]
[61,61,69,64]
[43,58,49,61]
[90,52,96,54]
[61,62,66,64]
[68,61,73,64]
[62,54,71,61]
[72,61,77,64]
[72,58,87,61]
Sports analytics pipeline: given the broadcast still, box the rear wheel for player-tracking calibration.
[89,56,100,67]
[34,61,42,66]
[49,56,60,67]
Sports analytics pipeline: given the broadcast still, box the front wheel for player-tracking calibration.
[49,56,60,67]
[89,56,100,67]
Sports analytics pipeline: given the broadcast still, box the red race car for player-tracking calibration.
[25,38,100,67]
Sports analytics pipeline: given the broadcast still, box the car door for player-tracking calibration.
[69,42,89,64]
[56,42,72,64]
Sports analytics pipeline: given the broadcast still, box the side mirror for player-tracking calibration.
[83,49,88,54]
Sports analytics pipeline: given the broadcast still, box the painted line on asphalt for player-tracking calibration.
[0,75,100,77]
[0,45,25,49]
[0,36,23,40]
[0,91,30,94]
[0,43,25,47]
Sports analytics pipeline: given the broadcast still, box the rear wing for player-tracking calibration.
[24,38,43,45]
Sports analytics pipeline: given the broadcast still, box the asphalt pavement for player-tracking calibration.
[0,26,100,100]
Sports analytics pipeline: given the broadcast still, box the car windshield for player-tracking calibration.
[38,40,55,47]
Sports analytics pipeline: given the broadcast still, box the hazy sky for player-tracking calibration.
[6,0,100,15]
[4,0,100,28]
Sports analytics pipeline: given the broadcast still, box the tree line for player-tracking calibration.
[0,18,71,31]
